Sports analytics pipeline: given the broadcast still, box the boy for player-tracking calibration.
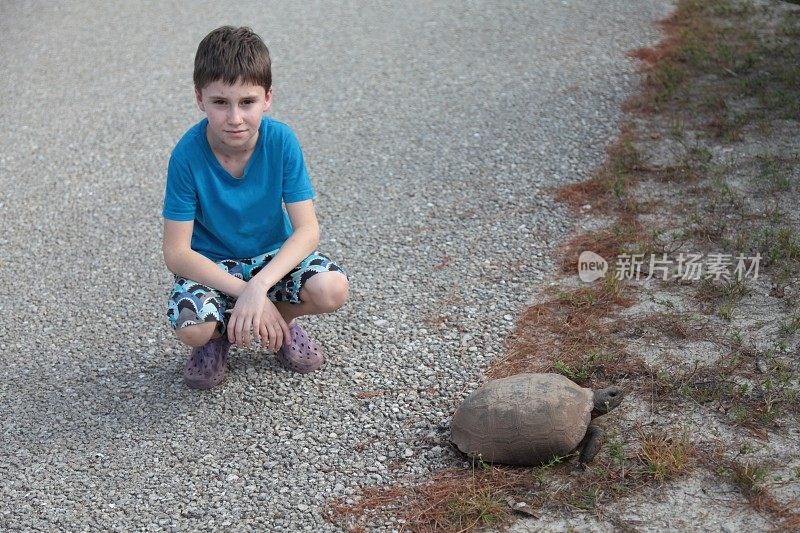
[162,26,349,389]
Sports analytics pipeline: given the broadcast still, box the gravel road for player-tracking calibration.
[0,1,669,530]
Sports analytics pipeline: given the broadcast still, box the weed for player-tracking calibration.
[669,116,685,139]
[329,465,524,532]
[612,177,625,199]
[712,0,756,17]
[719,302,735,320]
[757,226,800,267]
[738,442,754,455]
[570,487,600,510]
[690,145,713,161]
[637,430,694,482]
[657,297,675,309]
[730,461,768,497]
[553,359,590,381]
[447,487,509,529]
[712,456,800,529]
[780,15,800,38]
[607,435,625,464]
[733,232,749,254]
[729,404,751,425]
[532,453,572,485]
[721,277,751,299]
[472,455,491,471]
[710,174,744,210]
[755,152,792,192]
[653,61,686,103]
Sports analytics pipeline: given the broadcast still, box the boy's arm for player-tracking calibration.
[162,219,247,298]
[226,199,320,347]
[249,199,320,291]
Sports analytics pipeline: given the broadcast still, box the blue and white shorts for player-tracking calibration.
[167,249,347,333]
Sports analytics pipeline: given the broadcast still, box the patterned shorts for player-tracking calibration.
[167,249,347,333]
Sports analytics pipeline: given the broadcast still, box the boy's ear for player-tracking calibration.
[263,87,273,113]
[195,87,206,112]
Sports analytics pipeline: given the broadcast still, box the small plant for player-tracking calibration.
[721,277,752,299]
[612,177,626,199]
[758,226,800,266]
[552,359,590,381]
[712,0,756,17]
[669,116,686,139]
[755,152,792,192]
[729,404,751,425]
[571,487,600,510]
[601,273,625,298]
[607,436,626,464]
[730,461,768,497]
[472,455,491,471]
[587,349,615,364]
[637,430,694,482]
[719,302,736,320]
[657,297,675,308]
[447,487,509,528]
[690,145,713,163]
[653,61,687,103]
[532,453,572,485]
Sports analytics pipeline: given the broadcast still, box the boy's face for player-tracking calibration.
[195,79,272,154]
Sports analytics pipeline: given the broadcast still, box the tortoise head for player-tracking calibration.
[591,386,624,417]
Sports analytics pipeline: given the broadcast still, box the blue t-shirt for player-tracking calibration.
[162,116,316,261]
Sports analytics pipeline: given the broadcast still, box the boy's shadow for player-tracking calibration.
[10,345,293,453]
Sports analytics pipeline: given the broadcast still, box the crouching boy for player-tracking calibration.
[162,26,349,389]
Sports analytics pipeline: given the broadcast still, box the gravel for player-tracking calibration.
[0,1,669,530]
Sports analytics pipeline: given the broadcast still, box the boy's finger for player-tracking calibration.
[227,315,237,343]
[264,323,275,352]
[236,319,247,346]
[242,320,253,346]
[281,321,291,345]
[258,322,268,345]
[245,320,258,345]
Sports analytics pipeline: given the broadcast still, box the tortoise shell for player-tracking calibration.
[451,373,593,466]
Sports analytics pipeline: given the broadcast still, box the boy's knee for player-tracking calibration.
[307,273,349,313]
[175,321,219,347]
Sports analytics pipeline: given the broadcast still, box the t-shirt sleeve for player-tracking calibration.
[162,153,196,221]
[282,128,316,204]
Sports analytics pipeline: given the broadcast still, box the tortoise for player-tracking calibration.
[450,373,624,466]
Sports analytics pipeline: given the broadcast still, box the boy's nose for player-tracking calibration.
[227,108,243,124]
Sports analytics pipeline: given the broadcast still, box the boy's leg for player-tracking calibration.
[273,270,349,323]
[265,252,348,373]
[167,276,232,388]
[175,320,222,347]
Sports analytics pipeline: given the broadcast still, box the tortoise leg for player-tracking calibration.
[578,425,605,465]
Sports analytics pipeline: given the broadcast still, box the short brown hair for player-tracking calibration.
[193,26,271,91]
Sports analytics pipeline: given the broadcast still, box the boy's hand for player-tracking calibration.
[227,283,290,351]
[228,283,266,348]
[257,300,291,352]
